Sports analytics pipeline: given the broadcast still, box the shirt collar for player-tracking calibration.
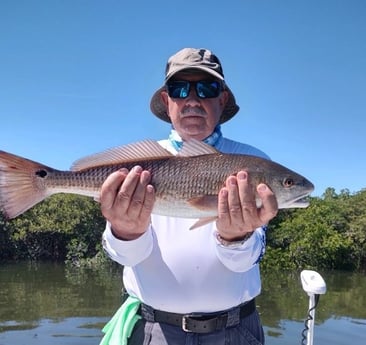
[168,125,223,151]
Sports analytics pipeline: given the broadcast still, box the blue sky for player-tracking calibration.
[1,0,365,197]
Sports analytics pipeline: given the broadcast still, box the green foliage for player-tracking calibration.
[263,188,366,271]
[0,214,17,260]
[0,194,105,263]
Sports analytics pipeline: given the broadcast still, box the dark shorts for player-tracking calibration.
[127,308,265,345]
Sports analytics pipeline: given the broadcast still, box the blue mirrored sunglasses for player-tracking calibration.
[166,80,223,99]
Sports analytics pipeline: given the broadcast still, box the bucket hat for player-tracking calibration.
[150,48,239,124]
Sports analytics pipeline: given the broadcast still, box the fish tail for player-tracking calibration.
[0,151,52,219]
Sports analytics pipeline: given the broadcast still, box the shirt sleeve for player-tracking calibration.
[102,222,154,267]
[213,226,266,272]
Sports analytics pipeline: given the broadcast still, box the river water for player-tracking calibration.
[0,262,365,345]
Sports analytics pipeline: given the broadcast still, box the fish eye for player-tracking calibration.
[283,177,294,188]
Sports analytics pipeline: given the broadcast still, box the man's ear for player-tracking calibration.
[160,90,169,107]
[219,90,229,110]
[160,90,171,120]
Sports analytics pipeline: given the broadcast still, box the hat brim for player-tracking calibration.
[165,66,225,82]
[150,84,239,124]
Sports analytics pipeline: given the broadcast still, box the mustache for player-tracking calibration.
[180,106,206,116]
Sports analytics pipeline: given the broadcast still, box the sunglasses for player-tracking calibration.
[166,80,223,99]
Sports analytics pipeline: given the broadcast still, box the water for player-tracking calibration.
[0,262,365,344]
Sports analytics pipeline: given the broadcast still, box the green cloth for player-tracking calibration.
[100,296,141,345]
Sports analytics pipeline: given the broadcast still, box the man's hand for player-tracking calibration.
[216,171,278,241]
[100,166,155,240]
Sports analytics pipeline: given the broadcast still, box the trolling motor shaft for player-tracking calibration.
[300,270,327,345]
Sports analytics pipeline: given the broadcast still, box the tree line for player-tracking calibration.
[1,187,365,271]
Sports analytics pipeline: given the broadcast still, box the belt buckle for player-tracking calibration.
[182,315,193,332]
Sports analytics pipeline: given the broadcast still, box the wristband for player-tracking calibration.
[215,231,253,248]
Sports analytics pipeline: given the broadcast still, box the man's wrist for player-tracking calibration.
[215,231,253,247]
[110,226,145,241]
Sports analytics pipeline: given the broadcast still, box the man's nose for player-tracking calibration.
[185,86,201,104]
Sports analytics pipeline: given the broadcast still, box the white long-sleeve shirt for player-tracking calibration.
[102,136,269,314]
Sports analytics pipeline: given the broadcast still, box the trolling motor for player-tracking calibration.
[300,270,327,345]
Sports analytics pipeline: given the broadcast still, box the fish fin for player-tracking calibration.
[71,140,173,171]
[190,217,218,230]
[188,195,218,210]
[0,151,52,219]
[187,195,218,230]
[177,139,219,157]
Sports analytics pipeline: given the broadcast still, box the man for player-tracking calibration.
[100,48,278,345]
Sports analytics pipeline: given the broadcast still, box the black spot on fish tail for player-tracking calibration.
[35,170,48,178]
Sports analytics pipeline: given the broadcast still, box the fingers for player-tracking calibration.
[217,171,278,239]
[217,187,230,229]
[236,171,258,229]
[125,167,155,220]
[101,166,154,215]
[100,168,129,213]
[100,166,155,239]
[256,183,278,224]
[217,171,256,232]
[115,166,150,217]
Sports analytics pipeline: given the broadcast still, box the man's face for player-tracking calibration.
[160,72,228,141]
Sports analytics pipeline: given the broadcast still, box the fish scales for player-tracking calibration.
[149,154,266,218]
[43,156,222,204]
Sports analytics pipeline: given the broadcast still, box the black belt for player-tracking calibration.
[139,299,256,333]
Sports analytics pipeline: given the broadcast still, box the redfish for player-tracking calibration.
[0,140,314,228]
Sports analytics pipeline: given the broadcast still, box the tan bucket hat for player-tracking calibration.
[150,48,240,124]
